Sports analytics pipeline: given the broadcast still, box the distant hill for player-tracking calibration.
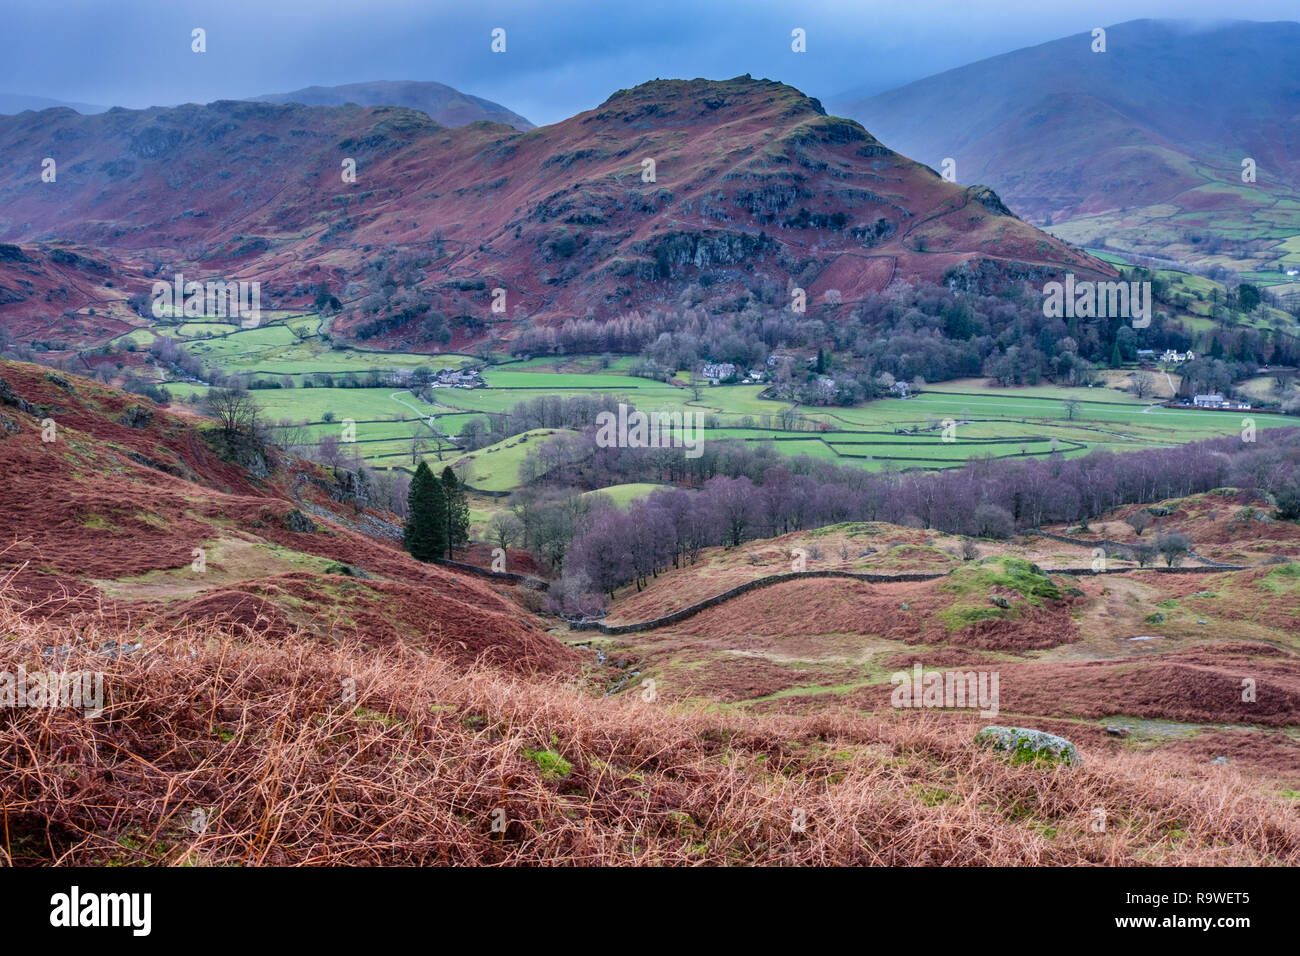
[250,80,534,130]
[0,92,106,114]
[0,76,1110,347]
[840,19,1300,280]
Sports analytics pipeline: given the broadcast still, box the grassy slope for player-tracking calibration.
[584,510,1300,810]
[2,358,1297,865]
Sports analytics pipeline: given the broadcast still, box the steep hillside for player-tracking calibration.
[840,20,1300,277]
[0,242,141,346]
[0,76,1111,351]
[251,80,534,130]
[0,358,569,673]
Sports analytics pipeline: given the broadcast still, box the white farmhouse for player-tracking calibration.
[701,362,737,384]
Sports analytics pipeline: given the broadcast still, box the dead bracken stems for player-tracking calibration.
[0,587,1295,866]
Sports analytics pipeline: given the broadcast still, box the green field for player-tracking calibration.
[581,483,668,508]
[161,311,1296,493]
[155,313,474,380]
[1059,155,1300,280]
[450,429,575,492]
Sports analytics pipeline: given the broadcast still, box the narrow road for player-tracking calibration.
[388,390,440,430]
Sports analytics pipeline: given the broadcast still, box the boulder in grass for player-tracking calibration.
[44,372,76,394]
[0,377,38,416]
[282,509,318,534]
[117,404,154,429]
[976,726,1082,767]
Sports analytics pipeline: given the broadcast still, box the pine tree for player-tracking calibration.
[441,466,470,558]
[404,461,446,562]
[1238,283,1261,313]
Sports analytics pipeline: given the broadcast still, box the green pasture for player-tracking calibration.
[168,314,1297,493]
[451,429,575,492]
[580,483,668,508]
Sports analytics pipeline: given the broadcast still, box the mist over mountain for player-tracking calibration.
[840,19,1300,270]
[250,80,534,131]
[0,92,107,115]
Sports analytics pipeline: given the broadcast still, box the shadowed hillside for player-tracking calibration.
[840,19,1300,275]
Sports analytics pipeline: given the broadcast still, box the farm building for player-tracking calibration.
[434,368,486,388]
[701,362,737,384]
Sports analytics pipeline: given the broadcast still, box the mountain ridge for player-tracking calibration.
[839,19,1300,273]
[0,92,108,115]
[250,79,534,131]
[0,75,1112,350]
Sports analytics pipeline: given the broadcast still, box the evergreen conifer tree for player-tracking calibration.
[441,466,470,558]
[404,461,447,561]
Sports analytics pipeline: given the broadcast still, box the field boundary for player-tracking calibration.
[1023,529,1249,568]
[438,558,548,590]
[568,562,1251,635]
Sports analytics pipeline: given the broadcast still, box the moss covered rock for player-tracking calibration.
[976,726,1081,767]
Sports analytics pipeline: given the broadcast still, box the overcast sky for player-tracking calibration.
[2,0,1296,125]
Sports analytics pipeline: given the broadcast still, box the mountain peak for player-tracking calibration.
[0,74,1108,344]
[595,75,826,124]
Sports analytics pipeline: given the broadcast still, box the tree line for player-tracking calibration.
[507,275,1298,404]
[547,428,1300,614]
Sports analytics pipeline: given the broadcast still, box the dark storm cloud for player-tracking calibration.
[1,0,1294,124]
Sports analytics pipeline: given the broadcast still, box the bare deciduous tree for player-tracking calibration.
[1131,543,1157,568]
[270,418,311,453]
[1155,532,1191,568]
[1131,371,1156,399]
[487,512,523,552]
[1125,511,1154,537]
[202,386,259,438]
